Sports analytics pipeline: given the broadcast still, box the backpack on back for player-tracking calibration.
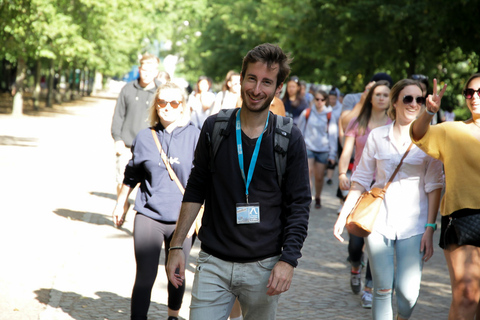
[207,108,293,187]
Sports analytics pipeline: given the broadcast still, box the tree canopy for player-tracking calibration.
[1,0,479,104]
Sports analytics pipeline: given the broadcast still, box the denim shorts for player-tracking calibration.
[306,149,329,164]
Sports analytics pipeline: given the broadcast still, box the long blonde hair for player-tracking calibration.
[149,82,189,127]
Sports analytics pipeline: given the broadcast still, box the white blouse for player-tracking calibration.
[351,122,444,240]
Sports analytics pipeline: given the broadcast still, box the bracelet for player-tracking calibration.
[339,172,347,176]
[425,108,436,116]
[425,223,437,231]
[168,246,184,251]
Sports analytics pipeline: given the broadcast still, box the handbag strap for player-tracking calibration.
[151,128,185,195]
[383,142,413,191]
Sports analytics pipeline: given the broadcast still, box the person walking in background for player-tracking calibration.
[283,75,309,125]
[340,73,393,133]
[213,70,241,113]
[166,43,310,320]
[112,82,200,320]
[300,80,313,105]
[297,89,338,209]
[111,53,161,227]
[189,76,216,129]
[337,80,392,308]
[334,79,444,320]
[444,105,455,121]
[325,87,343,185]
[411,75,480,320]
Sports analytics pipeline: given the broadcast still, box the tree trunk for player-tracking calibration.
[11,57,27,116]
[46,59,55,107]
[33,59,41,111]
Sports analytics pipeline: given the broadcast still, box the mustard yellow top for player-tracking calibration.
[410,121,480,216]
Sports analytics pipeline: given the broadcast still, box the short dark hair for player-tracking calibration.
[241,43,292,89]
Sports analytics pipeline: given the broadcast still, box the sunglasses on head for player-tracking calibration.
[403,95,425,105]
[411,74,428,81]
[463,88,480,99]
[157,99,181,108]
[315,97,326,102]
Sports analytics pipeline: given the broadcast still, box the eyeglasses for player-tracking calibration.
[463,88,480,99]
[403,95,425,105]
[156,99,181,108]
[315,98,326,102]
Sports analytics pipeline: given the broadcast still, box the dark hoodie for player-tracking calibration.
[123,122,200,222]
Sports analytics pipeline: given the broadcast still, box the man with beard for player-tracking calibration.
[166,43,311,320]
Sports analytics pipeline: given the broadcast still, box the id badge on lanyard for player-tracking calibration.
[235,109,268,225]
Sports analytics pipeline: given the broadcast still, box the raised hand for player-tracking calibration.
[426,78,447,114]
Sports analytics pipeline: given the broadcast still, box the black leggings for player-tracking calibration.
[131,213,194,320]
[348,233,372,284]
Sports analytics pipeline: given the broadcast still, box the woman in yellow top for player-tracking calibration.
[411,74,480,320]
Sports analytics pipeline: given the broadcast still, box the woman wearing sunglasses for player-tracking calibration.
[411,74,480,319]
[337,80,392,308]
[112,82,200,320]
[297,89,338,209]
[334,79,444,320]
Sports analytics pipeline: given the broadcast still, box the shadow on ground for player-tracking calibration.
[0,135,39,147]
[35,288,185,320]
[53,208,133,237]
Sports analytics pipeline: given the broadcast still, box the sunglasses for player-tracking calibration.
[463,88,480,99]
[411,74,428,81]
[402,95,425,106]
[156,99,181,108]
[315,97,326,102]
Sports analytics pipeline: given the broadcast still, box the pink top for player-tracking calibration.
[345,117,393,172]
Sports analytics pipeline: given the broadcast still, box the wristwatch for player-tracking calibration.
[425,223,437,231]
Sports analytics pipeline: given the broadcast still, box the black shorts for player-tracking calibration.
[439,208,480,249]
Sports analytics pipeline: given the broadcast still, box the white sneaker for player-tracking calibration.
[361,291,373,308]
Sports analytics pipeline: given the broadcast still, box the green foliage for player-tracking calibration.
[2,0,480,117]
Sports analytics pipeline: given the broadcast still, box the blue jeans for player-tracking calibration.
[365,232,424,319]
[190,251,280,320]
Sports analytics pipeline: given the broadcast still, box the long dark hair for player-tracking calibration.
[352,80,391,135]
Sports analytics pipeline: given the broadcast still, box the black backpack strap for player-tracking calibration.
[209,108,236,172]
[273,115,293,188]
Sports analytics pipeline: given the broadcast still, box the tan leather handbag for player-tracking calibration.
[346,143,413,237]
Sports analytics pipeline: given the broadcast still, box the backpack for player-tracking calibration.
[207,108,293,188]
[304,108,332,132]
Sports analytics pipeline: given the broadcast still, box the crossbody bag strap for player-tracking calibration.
[151,128,185,195]
[383,142,413,191]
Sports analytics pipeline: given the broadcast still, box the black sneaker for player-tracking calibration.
[350,269,362,294]
[326,179,333,185]
[315,198,321,209]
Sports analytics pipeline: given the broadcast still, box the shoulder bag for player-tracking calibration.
[345,143,413,237]
[151,129,204,234]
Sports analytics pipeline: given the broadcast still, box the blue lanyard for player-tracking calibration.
[236,109,269,203]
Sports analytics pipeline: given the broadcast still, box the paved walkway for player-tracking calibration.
[0,95,451,320]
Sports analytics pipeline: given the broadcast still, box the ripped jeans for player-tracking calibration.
[365,232,424,319]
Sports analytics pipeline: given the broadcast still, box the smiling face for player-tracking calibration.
[240,61,281,113]
[371,85,390,112]
[156,88,184,126]
[466,77,480,117]
[394,85,423,125]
